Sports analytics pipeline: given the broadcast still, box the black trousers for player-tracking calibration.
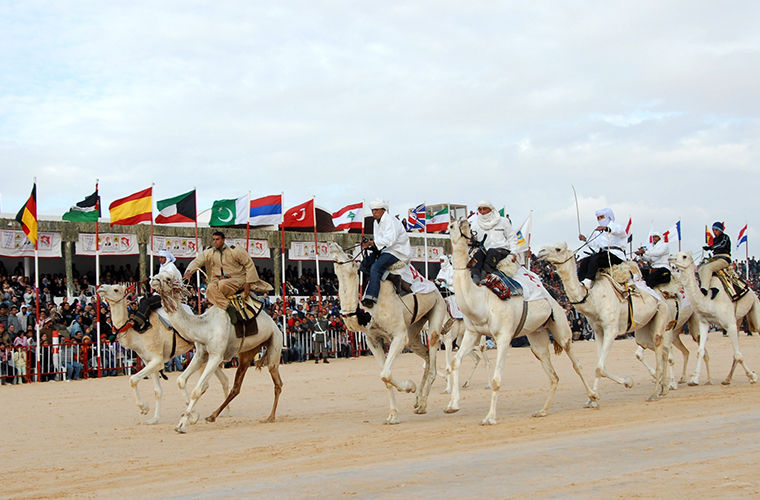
[643,267,671,288]
[470,248,511,281]
[136,295,162,319]
[577,251,623,282]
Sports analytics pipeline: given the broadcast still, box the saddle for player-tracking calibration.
[228,292,265,338]
[482,270,523,301]
[715,267,750,302]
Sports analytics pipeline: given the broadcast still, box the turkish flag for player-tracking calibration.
[282,199,315,228]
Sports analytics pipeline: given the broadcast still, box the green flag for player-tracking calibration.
[209,195,248,226]
[62,190,100,222]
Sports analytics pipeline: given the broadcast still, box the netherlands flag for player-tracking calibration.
[737,224,748,248]
[249,194,283,226]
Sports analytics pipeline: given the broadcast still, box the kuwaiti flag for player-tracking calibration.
[737,224,748,248]
[514,213,532,254]
[407,203,425,231]
[155,189,196,224]
[426,205,449,233]
[62,189,100,222]
[209,195,248,226]
[332,202,363,230]
[249,194,283,226]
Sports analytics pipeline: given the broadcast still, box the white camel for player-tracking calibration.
[150,272,284,433]
[98,284,229,424]
[328,242,447,424]
[669,251,759,385]
[538,242,672,402]
[633,278,711,388]
[438,318,491,393]
[445,219,597,424]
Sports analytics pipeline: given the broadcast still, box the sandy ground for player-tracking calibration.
[2,333,760,499]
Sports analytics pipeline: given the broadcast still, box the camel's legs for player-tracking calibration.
[525,330,559,417]
[635,345,656,379]
[440,332,455,394]
[649,327,672,401]
[212,367,232,416]
[406,322,435,413]
[592,326,633,392]
[262,360,283,423]
[364,336,401,424]
[145,372,163,425]
[129,358,163,419]
[178,346,207,398]
[175,354,223,433]
[545,308,597,405]
[206,349,257,423]
[481,332,512,425]
[671,332,690,384]
[722,325,758,385]
[462,349,483,389]
[445,329,479,413]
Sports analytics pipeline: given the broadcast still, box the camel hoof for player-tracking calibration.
[138,404,150,415]
[687,379,699,386]
[260,416,276,423]
[188,412,200,425]
[174,423,187,433]
[749,372,758,384]
[647,393,660,402]
[678,377,687,385]
[443,407,459,414]
[144,418,159,425]
[384,416,400,425]
[462,381,471,389]
[414,407,427,415]
[532,410,548,418]
[669,383,679,391]
[205,415,216,423]
[623,377,634,389]
[721,379,731,386]
[584,399,599,409]
[705,380,712,385]
[441,389,451,394]
[480,417,497,426]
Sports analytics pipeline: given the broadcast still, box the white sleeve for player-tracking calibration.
[607,222,626,238]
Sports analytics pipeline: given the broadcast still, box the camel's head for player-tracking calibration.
[97,284,127,303]
[537,242,573,265]
[449,217,472,244]
[668,251,695,271]
[328,241,360,274]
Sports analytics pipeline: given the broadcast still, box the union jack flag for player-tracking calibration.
[408,203,426,231]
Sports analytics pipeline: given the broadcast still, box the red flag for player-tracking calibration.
[625,217,632,235]
[705,225,713,246]
[282,199,315,228]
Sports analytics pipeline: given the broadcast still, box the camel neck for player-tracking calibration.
[108,299,130,330]
[678,265,710,311]
[553,259,590,308]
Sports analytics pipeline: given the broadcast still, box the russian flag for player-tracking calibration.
[249,194,283,226]
[737,224,748,248]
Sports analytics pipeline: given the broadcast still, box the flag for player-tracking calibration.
[15,183,37,246]
[407,204,426,231]
[332,202,363,230]
[662,220,682,244]
[282,199,315,228]
[514,213,532,254]
[249,194,283,226]
[62,189,100,222]
[737,224,748,248]
[705,225,713,246]
[209,195,248,226]
[109,187,152,225]
[625,217,633,244]
[155,189,196,224]
[426,205,449,233]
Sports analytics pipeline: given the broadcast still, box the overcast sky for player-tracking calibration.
[2,1,759,256]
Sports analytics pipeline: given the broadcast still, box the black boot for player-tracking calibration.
[226,305,238,325]
[133,314,150,333]
[710,288,719,300]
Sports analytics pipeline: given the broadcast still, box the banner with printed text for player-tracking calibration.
[410,245,445,263]
[288,241,330,261]
[228,238,271,259]
[0,230,62,258]
[76,233,138,256]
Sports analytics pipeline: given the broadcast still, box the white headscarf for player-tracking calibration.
[595,208,615,227]
[477,200,499,230]
[369,199,389,211]
[158,249,176,264]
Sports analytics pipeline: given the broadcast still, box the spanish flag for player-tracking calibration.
[15,183,38,247]
[109,187,153,225]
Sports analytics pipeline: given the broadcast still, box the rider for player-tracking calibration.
[577,208,627,289]
[699,221,731,295]
[469,201,517,284]
[133,249,182,332]
[435,255,454,293]
[359,200,411,309]
[635,232,671,287]
[183,231,273,322]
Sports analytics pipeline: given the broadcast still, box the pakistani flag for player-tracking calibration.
[155,189,196,224]
[209,195,248,226]
[62,190,100,222]
[426,205,449,233]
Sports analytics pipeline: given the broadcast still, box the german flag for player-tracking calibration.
[109,187,153,225]
[15,183,38,247]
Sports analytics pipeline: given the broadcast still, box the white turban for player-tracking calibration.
[477,200,499,230]
[595,208,615,226]
[369,199,389,211]
[158,249,176,264]
[651,232,662,242]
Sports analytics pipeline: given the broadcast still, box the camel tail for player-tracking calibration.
[256,324,284,371]
[553,339,563,356]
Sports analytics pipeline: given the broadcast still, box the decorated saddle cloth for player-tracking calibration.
[228,292,265,338]
[384,263,437,296]
[445,295,463,319]
[484,266,552,302]
[716,267,750,302]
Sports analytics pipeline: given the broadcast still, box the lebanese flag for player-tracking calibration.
[332,202,363,230]
[282,199,315,228]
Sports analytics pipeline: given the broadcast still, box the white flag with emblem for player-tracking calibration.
[332,202,363,230]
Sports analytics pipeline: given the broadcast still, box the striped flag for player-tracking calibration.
[332,202,363,230]
[426,205,449,233]
[705,225,714,246]
[249,194,283,226]
[62,189,100,222]
[15,183,37,246]
[625,217,632,244]
[155,189,196,224]
[737,224,748,248]
[407,204,425,231]
[109,187,153,225]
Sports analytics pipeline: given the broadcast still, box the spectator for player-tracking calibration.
[12,345,27,384]
[63,339,83,381]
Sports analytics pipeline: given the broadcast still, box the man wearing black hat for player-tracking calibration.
[700,221,731,295]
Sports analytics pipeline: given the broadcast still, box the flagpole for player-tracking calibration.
[193,187,201,314]
[423,202,428,278]
[312,195,322,310]
[746,222,749,281]
[527,209,533,269]
[33,177,40,382]
[280,192,287,343]
[678,217,682,252]
[360,199,365,292]
[149,183,155,293]
[246,190,251,253]
[95,180,102,377]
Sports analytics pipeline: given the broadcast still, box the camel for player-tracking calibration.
[98,284,229,424]
[328,242,447,424]
[669,251,759,385]
[438,317,491,394]
[538,242,672,402]
[150,272,283,433]
[445,219,597,424]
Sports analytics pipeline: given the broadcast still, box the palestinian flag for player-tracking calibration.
[155,189,196,224]
[426,205,449,233]
[15,183,37,246]
[62,189,100,222]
